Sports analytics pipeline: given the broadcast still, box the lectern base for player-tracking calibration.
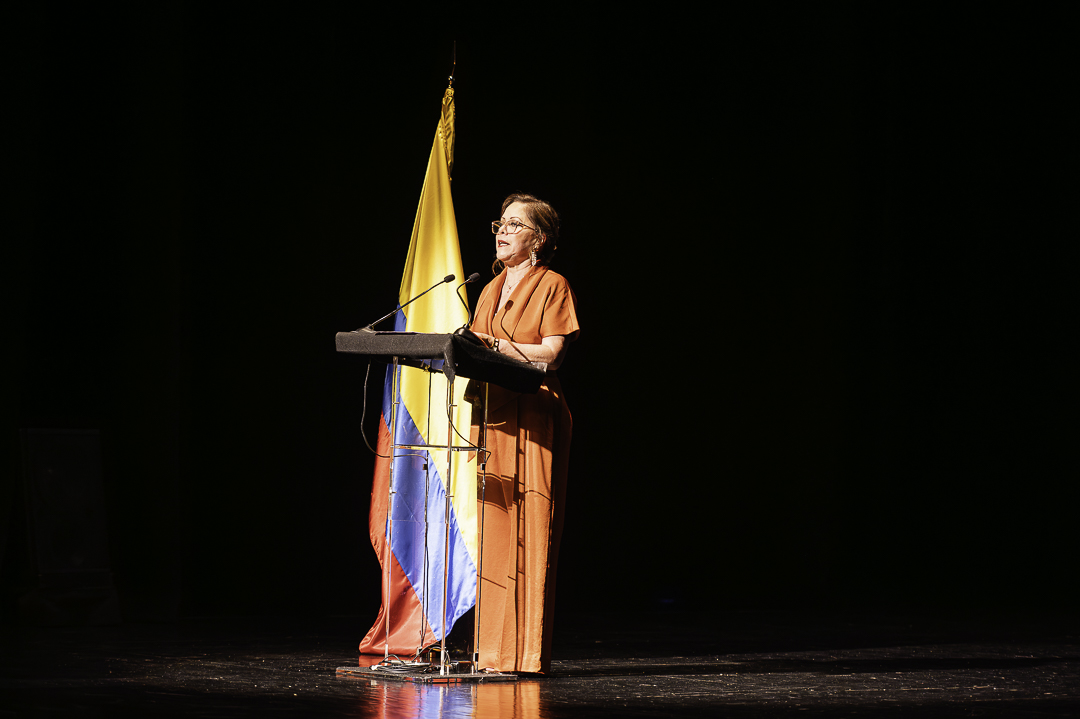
[336,664,517,684]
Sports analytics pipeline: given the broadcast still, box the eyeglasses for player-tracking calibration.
[491,219,537,235]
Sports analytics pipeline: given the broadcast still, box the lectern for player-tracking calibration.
[335,330,544,681]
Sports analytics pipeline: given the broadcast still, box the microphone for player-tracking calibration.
[453,273,485,344]
[355,274,456,333]
[496,300,526,361]
[498,300,515,341]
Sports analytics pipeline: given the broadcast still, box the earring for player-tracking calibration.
[531,234,543,266]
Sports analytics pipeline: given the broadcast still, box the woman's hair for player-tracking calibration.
[493,193,560,273]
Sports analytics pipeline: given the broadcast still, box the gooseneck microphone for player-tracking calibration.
[453,272,485,344]
[355,274,455,333]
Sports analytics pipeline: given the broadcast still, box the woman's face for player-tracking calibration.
[495,201,540,268]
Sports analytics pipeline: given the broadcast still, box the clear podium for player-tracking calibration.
[334,330,544,680]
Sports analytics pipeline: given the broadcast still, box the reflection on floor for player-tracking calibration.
[2,609,1078,717]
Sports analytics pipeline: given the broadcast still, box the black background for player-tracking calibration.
[5,5,1075,625]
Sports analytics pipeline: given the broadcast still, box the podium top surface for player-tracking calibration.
[334,331,546,394]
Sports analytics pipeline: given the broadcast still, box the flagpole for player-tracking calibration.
[448,41,455,88]
[439,42,455,673]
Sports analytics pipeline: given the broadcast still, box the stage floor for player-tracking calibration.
[2,609,1078,717]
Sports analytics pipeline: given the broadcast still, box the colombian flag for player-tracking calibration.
[359,87,476,657]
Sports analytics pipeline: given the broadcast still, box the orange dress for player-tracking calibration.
[470,265,580,673]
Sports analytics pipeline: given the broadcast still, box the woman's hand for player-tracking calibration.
[476,334,568,369]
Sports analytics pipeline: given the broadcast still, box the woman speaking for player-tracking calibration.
[469,193,580,674]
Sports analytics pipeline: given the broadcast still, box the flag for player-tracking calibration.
[359,87,477,657]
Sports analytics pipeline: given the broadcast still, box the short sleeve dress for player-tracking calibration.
[469,265,580,673]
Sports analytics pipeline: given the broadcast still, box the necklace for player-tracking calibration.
[498,273,521,312]
[503,266,530,294]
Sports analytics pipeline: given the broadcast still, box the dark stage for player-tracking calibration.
[3,610,1079,717]
[5,5,1077,719]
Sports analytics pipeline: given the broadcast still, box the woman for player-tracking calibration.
[469,193,580,674]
